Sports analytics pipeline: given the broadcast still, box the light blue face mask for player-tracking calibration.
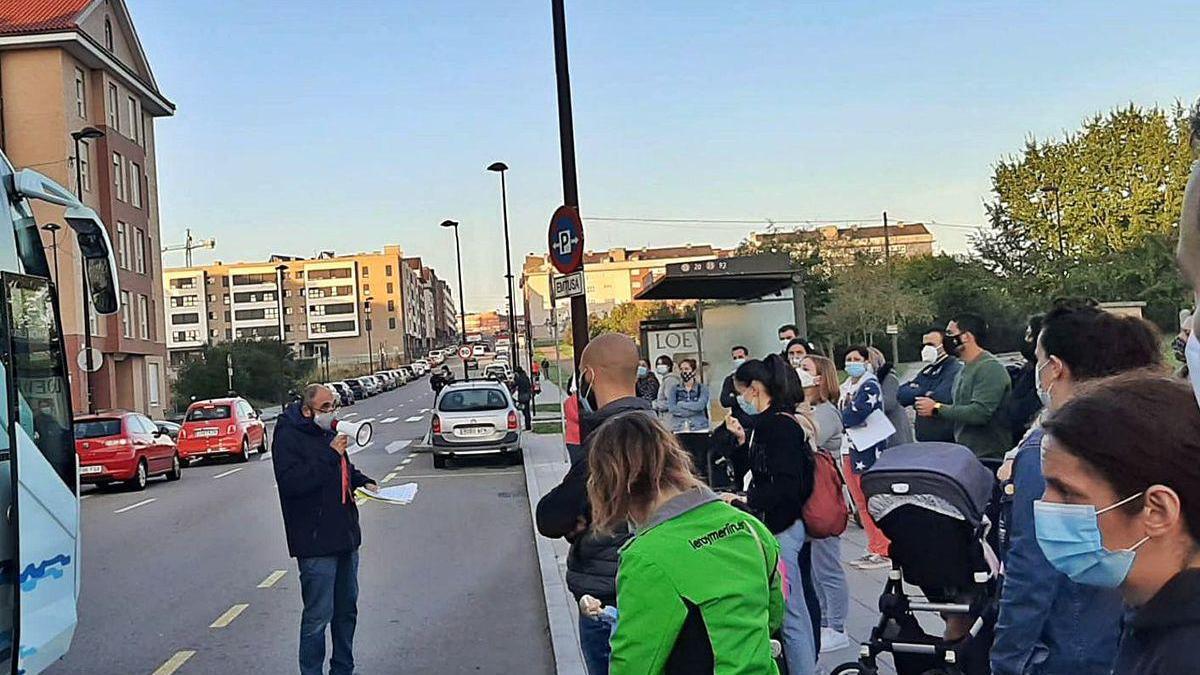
[637,366,648,377]
[1033,492,1149,588]
[735,394,758,416]
[845,362,867,379]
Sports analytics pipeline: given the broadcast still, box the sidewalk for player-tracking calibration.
[520,380,917,674]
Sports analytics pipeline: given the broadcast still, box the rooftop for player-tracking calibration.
[0,0,92,35]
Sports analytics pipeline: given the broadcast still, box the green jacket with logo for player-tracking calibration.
[610,487,783,675]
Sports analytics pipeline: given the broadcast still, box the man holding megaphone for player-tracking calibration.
[273,383,378,675]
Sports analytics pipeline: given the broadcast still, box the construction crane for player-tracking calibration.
[162,228,216,267]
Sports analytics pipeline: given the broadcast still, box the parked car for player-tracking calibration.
[429,350,446,365]
[398,366,415,382]
[346,378,367,400]
[495,352,510,363]
[75,411,181,491]
[409,361,427,377]
[153,420,182,442]
[381,372,399,389]
[430,380,522,469]
[472,344,486,357]
[329,381,355,405]
[389,369,408,385]
[357,376,379,396]
[483,362,513,383]
[177,397,268,464]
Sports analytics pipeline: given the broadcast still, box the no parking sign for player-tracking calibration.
[548,205,584,275]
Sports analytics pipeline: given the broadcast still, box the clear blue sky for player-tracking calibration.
[131,0,1200,312]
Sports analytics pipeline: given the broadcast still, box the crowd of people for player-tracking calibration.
[533,202,1200,675]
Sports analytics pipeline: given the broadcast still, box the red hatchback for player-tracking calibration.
[178,397,267,463]
[75,411,182,491]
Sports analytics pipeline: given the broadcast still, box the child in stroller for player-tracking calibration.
[833,442,999,675]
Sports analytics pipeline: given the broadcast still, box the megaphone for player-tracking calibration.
[331,419,372,447]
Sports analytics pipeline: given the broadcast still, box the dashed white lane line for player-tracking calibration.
[114,498,156,514]
[341,412,359,419]
[348,441,374,456]
[212,467,243,479]
[420,408,430,413]
[380,417,400,424]
[385,440,411,454]
[152,650,196,675]
[405,416,423,423]
[383,472,397,483]
[387,407,395,413]
[258,570,287,588]
[401,457,413,465]
[209,603,249,628]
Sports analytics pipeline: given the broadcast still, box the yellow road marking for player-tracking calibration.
[257,570,287,588]
[209,603,249,628]
[383,472,397,482]
[152,650,196,675]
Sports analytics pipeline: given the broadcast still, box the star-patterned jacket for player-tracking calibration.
[839,373,886,474]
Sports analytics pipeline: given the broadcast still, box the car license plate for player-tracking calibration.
[194,428,218,438]
[456,426,491,438]
[80,465,103,475]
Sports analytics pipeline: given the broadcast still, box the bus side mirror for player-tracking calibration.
[66,208,120,315]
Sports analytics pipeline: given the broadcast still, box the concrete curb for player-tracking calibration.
[520,432,587,675]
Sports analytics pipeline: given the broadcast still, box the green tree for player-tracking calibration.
[173,340,315,409]
[736,236,833,341]
[588,301,690,340]
[816,261,933,355]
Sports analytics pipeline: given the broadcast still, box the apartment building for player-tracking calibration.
[522,244,734,338]
[0,0,175,417]
[747,222,935,266]
[164,245,457,370]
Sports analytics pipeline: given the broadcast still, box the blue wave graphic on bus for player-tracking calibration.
[17,554,71,592]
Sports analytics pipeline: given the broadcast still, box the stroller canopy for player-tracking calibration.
[860,442,995,528]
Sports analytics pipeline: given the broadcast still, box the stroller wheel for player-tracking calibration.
[831,664,877,675]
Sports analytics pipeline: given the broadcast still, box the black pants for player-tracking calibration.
[521,402,533,430]
[799,542,822,653]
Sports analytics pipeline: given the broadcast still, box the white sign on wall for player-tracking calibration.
[646,328,699,372]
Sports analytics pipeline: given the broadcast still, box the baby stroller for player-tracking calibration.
[832,442,999,675]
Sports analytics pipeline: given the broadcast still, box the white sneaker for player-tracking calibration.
[819,628,851,653]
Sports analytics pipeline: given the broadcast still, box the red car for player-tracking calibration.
[75,411,182,491]
[178,397,267,463]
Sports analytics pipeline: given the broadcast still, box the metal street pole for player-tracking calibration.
[442,220,469,380]
[72,128,104,413]
[275,264,288,343]
[42,223,61,287]
[551,0,589,371]
[364,296,375,372]
[883,211,899,364]
[488,162,520,366]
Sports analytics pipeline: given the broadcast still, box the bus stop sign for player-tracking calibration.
[548,205,584,275]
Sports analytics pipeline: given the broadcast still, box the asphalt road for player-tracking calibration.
[46,367,554,675]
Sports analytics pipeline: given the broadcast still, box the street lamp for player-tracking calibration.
[274,264,288,342]
[42,223,62,286]
[487,162,519,367]
[71,126,104,414]
[364,295,375,373]
[440,219,469,379]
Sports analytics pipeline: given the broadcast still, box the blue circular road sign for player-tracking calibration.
[548,205,585,274]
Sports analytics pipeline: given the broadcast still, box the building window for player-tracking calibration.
[134,227,146,274]
[294,271,302,279]
[207,293,216,302]
[107,83,119,130]
[112,153,125,201]
[74,68,86,117]
[207,311,215,320]
[138,294,149,339]
[116,222,128,269]
[129,162,141,208]
[142,113,149,148]
[209,329,218,338]
[120,290,131,337]
[225,329,232,340]
[387,282,394,294]
[386,264,393,276]
[77,141,91,192]
[223,295,229,305]
[285,307,293,315]
[148,362,161,407]
[387,299,395,312]
[363,284,370,293]
[362,266,369,277]
[104,17,113,51]
[389,317,396,330]
[127,97,139,143]
[224,310,231,321]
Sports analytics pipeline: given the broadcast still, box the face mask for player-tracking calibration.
[845,362,867,379]
[946,333,964,354]
[1034,493,1148,587]
[579,368,598,413]
[789,355,804,367]
[736,393,758,416]
[680,371,695,382]
[780,338,792,348]
[797,368,816,388]
[732,357,746,369]
[1187,332,1200,409]
[655,364,669,375]
[1035,359,1055,407]
[637,366,648,377]
[313,411,337,431]
[921,345,939,364]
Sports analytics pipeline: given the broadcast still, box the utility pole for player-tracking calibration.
[551,0,589,372]
[883,211,899,365]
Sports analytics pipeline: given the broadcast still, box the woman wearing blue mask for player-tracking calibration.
[722,353,817,674]
[992,301,1162,675]
[838,346,890,570]
[1037,372,1200,675]
[635,358,659,403]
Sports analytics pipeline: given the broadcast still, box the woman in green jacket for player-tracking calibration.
[588,413,784,674]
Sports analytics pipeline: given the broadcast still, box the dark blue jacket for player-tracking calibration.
[897,356,962,442]
[991,429,1123,675]
[273,403,374,559]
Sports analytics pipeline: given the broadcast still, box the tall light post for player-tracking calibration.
[42,223,62,286]
[274,264,288,343]
[440,219,469,379]
[364,295,375,372]
[72,126,104,413]
[487,162,519,366]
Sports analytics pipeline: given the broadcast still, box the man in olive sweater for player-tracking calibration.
[916,313,1012,459]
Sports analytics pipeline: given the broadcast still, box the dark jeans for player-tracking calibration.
[799,542,822,653]
[579,610,611,675]
[521,400,533,430]
[298,550,360,675]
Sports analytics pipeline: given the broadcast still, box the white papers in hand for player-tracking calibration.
[356,483,418,505]
[845,410,896,450]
